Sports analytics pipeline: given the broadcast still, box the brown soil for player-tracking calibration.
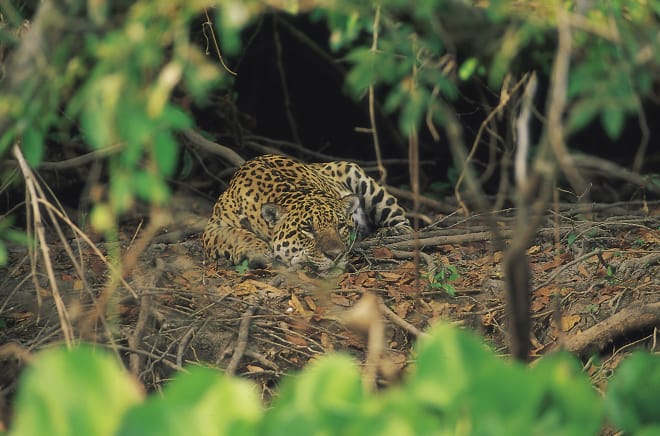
[1,194,659,420]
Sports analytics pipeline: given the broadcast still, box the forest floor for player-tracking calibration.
[1,192,659,415]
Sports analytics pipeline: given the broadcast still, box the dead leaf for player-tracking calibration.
[394,301,411,318]
[373,247,393,259]
[351,272,371,287]
[460,303,475,312]
[482,311,496,327]
[535,254,569,272]
[530,299,546,312]
[246,365,264,373]
[284,334,308,347]
[398,261,416,270]
[601,251,615,261]
[640,229,660,244]
[560,314,581,332]
[303,296,317,311]
[578,264,591,278]
[527,245,541,255]
[289,293,312,318]
[320,332,334,351]
[379,272,401,282]
[330,293,352,307]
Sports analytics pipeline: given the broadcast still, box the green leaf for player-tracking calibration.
[117,103,152,148]
[605,353,660,433]
[531,352,603,435]
[90,203,115,233]
[118,367,261,436]
[458,57,479,81]
[0,242,7,265]
[21,129,44,167]
[109,169,134,213]
[153,131,178,176]
[160,105,192,130]
[601,107,625,139]
[133,171,170,205]
[409,323,495,410]
[568,100,600,133]
[234,259,250,274]
[11,345,142,436]
[262,354,364,435]
[81,107,113,150]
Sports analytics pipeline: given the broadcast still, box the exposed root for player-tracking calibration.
[552,302,660,356]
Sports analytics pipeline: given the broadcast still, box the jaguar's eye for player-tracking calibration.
[301,229,315,240]
[301,218,315,238]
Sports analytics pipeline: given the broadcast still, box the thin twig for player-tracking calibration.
[128,295,151,375]
[13,143,74,348]
[379,299,427,338]
[202,8,237,75]
[368,4,386,184]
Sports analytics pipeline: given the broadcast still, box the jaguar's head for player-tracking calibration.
[263,194,360,271]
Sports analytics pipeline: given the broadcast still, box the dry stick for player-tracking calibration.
[551,302,660,356]
[181,129,245,167]
[109,344,184,372]
[226,306,257,376]
[503,73,541,362]
[202,7,237,76]
[13,144,74,348]
[128,295,151,376]
[0,342,34,364]
[83,209,171,336]
[177,325,199,368]
[30,173,118,348]
[533,249,604,292]
[364,311,385,392]
[572,152,660,195]
[31,196,121,360]
[378,298,427,338]
[548,7,587,197]
[632,104,650,174]
[26,143,122,170]
[273,16,302,145]
[38,201,139,298]
[455,73,529,212]
[368,4,387,184]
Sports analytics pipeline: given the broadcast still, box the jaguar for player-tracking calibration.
[202,154,411,271]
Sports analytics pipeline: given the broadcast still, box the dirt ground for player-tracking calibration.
[0,192,659,419]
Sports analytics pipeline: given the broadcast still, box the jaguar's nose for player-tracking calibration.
[319,235,346,260]
[322,245,344,260]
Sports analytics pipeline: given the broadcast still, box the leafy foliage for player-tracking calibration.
[8,324,660,435]
[427,264,459,296]
[10,345,142,436]
[0,0,222,234]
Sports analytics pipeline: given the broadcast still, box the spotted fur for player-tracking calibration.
[202,154,411,271]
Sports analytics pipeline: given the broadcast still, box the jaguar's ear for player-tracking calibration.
[261,203,285,227]
[340,195,360,215]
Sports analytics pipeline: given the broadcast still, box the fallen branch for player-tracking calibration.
[572,153,660,195]
[379,299,427,338]
[359,229,514,250]
[551,302,660,356]
[181,129,245,167]
[226,306,257,375]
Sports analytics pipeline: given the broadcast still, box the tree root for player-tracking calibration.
[551,301,660,356]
